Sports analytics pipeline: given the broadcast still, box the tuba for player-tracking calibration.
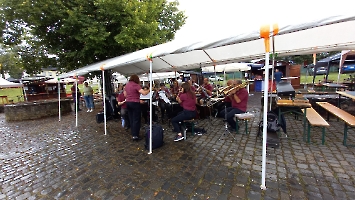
[223,82,249,95]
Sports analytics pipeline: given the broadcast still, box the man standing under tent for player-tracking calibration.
[83,82,94,112]
[219,80,248,132]
[274,69,283,84]
[71,83,81,111]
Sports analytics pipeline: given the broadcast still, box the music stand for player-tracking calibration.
[220,101,236,140]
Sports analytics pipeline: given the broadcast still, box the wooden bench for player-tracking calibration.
[301,107,329,145]
[235,113,255,135]
[316,102,355,146]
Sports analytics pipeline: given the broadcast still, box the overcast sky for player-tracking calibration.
[173,0,354,43]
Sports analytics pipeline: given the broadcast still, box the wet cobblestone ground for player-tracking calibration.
[1,92,355,199]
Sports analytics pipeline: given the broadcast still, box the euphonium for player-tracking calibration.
[223,82,249,95]
[218,85,233,93]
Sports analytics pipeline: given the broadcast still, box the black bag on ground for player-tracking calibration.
[145,124,164,150]
[257,110,284,148]
[96,112,104,123]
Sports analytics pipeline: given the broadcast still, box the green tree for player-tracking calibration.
[0,45,24,79]
[0,0,186,73]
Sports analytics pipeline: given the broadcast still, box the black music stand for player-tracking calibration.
[221,102,236,140]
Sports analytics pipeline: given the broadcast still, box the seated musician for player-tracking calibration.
[171,82,197,142]
[157,83,172,123]
[197,78,213,105]
[216,80,233,118]
[188,79,196,92]
[220,79,248,132]
[140,85,158,124]
[224,79,233,108]
[170,80,180,99]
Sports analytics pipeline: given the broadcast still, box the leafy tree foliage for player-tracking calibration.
[0,0,186,73]
[0,45,24,79]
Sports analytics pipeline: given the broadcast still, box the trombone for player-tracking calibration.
[218,85,233,94]
[223,82,248,95]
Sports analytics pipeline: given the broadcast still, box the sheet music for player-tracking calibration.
[140,92,152,100]
[158,91,171,104]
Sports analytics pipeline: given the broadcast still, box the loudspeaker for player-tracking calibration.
[276,81,295,98]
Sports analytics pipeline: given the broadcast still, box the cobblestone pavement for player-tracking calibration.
[1,92,355,199]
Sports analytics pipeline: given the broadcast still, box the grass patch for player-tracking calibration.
[0,83,101,105]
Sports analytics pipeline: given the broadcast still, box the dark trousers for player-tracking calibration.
[224,107,244,130]
[159,101,171,119]
[171,110,196,133]
[127,102,141,137]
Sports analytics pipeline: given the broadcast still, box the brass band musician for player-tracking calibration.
[170,80,179,98]
[196,78,213,105]
[223,79,233,108]
[219,79,248,132]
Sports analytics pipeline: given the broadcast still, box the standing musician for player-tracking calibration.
[157,83,172,123]
[171,82,197,142]
[124,75,150,141]
[117,84,129,130]
[219,79,249,132]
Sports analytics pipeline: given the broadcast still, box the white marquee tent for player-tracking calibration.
[59,15,355,78]
[57,15,355,189]
[139,71,179,81]
[0,78,23,88]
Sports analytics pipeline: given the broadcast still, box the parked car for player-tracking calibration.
[342,65,355,73]
[208,76,224,81]
[309,67,327,75]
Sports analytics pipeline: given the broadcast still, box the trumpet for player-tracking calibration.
[218,85,233,94]
[223,82,249,95]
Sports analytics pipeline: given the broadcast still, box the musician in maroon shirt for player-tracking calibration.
[223,80,233,108]
[196,78,213,105]
[222,80,248,131]
[170,80,180,98]
[201,78,213,98]
[188,79,196,92]
[117,84,129,130]
[171,82,197,142]
[124,75,150,141]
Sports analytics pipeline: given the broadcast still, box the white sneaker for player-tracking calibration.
[87,109,90,112]
[89,109,93,112]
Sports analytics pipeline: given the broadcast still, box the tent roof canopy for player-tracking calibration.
[0,77,23,88]
[58,15,355,79]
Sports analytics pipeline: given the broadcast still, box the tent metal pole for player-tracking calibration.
[58,78,61,122]
[337,53,343,84]
[261,52,270,190]
[101,68,107,135]
[75,77,78,127]
[20,79,27,102]
[148,59,153,154]
[269,35,275,111]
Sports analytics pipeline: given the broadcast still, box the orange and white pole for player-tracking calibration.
[100,65,107,135]
[260,24,278,190]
